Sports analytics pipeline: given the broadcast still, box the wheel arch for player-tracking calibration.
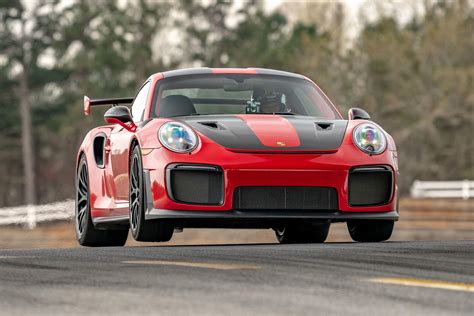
[130,136,140,152]
[76,150,86,170]
[76,132,91,170]
[128,136,142,181]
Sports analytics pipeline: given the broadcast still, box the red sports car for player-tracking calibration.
[75,68,399,246]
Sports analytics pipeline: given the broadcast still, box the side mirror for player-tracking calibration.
[348,107,371,120]
[104,106,137,132]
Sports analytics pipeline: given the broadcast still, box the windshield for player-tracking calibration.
[152,74,341,119]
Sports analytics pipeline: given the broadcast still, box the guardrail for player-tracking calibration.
[410,180,474,200]
[0,200,74,228]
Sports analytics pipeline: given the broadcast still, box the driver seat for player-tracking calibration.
[158,95,196,117]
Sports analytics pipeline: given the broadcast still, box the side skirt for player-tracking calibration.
[93,215,129,230]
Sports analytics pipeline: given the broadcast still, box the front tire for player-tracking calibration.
[275,222,330,244]
[347,220,394,242]
[129,145,174,242]
[75,155,128,247]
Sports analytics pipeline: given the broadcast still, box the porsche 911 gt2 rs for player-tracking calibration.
[75,67,399,246]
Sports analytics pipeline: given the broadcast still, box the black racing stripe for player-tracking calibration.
[283,117,348,150]
[178,115,348,151]
[180,116,264,149]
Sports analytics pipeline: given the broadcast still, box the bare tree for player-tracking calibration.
[18,61,35,206]
[17,7,36,206]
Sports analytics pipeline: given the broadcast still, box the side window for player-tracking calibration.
[131,81,150,123]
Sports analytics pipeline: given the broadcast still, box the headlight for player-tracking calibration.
[158,122,198,153]
[352,123,386,155]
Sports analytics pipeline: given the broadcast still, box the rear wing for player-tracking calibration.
[84,96,134,115]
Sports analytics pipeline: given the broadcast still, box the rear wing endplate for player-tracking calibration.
[84,96,134,115]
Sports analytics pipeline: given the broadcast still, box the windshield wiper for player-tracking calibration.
[272,112,295,115]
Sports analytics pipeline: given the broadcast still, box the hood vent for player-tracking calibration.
[180,115,348,152]
[199,121,221,130]
[315,122,333,130]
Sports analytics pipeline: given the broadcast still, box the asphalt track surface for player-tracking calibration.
[0,240,472,315]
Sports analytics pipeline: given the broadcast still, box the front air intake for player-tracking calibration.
[348,166,393,206]
[167,164,223,205]
[233,186,338,210]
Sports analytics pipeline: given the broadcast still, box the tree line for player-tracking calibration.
[0,0,472,207]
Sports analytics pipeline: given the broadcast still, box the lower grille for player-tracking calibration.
[348,166,393,206]
[233,186,338,210]
[167,164,223,205]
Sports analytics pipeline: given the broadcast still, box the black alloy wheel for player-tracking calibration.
[76,157,89,238]
[129,151,141,233]
[129,145,174,242]
[75,155,128,247]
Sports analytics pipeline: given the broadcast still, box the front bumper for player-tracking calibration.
[141,132,399,222]
[143,169,399,227]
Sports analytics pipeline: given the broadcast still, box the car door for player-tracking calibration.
[109,81,150,202]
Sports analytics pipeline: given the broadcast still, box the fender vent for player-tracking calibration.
[93,135,106,168]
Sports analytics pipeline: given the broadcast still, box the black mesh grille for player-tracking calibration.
[349,167,393,206]
[168,166,223,205]
[233,186,338,210]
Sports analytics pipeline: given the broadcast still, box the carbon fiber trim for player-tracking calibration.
[145,209,399,222]
[180,116,347,151]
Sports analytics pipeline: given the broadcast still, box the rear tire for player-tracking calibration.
[275,223,330,244]
[347,220,394,242]
[75,155,128,247]
[129,145,174,242]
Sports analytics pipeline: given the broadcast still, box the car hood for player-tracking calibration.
[178,115,348,152]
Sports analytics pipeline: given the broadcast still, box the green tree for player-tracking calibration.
[0,0,66,206]
[34,0,171,202]
[353,0,474,189]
